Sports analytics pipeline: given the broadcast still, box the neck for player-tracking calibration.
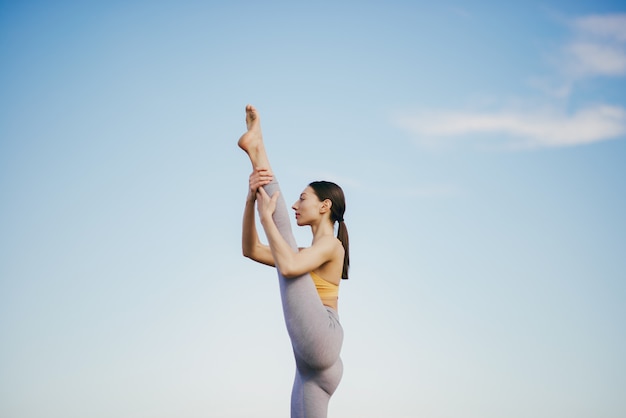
[310,219,334,243]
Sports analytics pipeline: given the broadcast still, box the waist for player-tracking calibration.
[320,295,338,311]
[310,271,339,310]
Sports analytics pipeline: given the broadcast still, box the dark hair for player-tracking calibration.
[308,181,350,280]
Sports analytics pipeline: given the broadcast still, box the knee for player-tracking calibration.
[298,358,343,397]
[315,359,344,396]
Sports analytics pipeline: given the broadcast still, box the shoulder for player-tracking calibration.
[314,236,344,263]
[304,235,341,261]
[313,234,342,250]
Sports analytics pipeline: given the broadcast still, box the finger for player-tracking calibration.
[258,187,269,198]
[256,168,273,178]
[267,192,279,213]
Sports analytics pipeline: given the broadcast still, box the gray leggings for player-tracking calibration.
[263,179,344,418]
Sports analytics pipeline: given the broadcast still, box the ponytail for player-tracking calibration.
[337,220,350,280]
[308,180,350,280]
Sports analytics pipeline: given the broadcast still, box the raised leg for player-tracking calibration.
[238,104,296,249]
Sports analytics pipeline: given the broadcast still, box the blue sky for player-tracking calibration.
[1,1,625,417]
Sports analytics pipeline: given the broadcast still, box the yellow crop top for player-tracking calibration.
[310,271,339,310]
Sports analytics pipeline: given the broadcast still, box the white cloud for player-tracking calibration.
[566,41,626,77]
[395,13,626,149]
[572,14,626,42]
[564,14,626,78]
[395,105,626,148]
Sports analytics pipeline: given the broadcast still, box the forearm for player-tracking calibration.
[260,214,299,277]
[242,197,261,256]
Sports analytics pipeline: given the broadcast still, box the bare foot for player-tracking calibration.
[238,104,270,169]
[238,104,263,152]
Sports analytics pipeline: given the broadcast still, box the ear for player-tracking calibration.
[320,199,332,214]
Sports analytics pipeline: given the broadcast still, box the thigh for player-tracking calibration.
[281,275,344,369]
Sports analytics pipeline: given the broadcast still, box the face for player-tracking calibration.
[292,186,323,226]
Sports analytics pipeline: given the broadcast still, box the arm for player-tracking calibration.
[257,188,335,278]
[242,169,275,266]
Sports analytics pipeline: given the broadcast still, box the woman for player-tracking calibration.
[239,104,349,418]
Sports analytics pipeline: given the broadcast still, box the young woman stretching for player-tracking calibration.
[239,104,349,418]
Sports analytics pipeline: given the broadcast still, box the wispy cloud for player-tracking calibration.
[572,14,626,43]
[395,13,626,149]
[395,104,626,149]
[565,41,626,77]
[564,14,626,78]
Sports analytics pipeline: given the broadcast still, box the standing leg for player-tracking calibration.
[293,351,344,417]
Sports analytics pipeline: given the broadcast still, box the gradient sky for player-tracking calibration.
[1,1,625,417]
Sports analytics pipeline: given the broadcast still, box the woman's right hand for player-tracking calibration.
[248,167,273,201]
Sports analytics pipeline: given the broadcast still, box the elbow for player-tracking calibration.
[278,264,301,279]
[242,245,253,259]
[280,270,299,279]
